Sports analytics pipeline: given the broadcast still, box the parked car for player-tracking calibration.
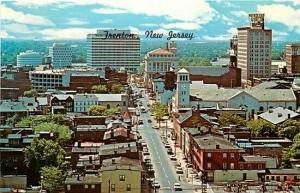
[153,126,159,129]
[173,183,182,191]
[138,120,143,125]
[165,143,171,148]
[167,148,173,155]
[151,181,160,189]
[170,155,177,161]
[148,119,152,123]
[176,167,184,174]
[143,151,150,156]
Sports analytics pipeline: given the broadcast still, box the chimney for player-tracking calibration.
[78,140,81,148]
[112,158,116,164]
[287,114,291,119]
[278,113,282,117]
[216,144,220,149]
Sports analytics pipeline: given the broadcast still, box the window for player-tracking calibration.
[258,164,262,170]
[84,185,88,189]
[259,106,264,111]
[119,175,125,181]
[230,163,235,169]
[240,164,243,169]
[223,163,227,170]
[271,176,275,180]
[91,185,95,189]
[111,184,115,191]
[127,184,131,191]
[123,101,126,106]
[223,153,227,159]
[207,163,211,169]
[207,152,211,158]
[230,153,234,159]
[67,185,71,191]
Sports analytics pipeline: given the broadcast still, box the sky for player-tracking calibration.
[1,0,300,41]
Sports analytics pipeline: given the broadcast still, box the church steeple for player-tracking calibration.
[175,68,190,108]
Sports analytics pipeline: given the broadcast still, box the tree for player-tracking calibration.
[111,84,125,94]
[41,166,64,193]
[6,114,21,126]
[51,114,70,126]
[88,105,107,116]
[104,107,121,116]
[151,102,167,128]
[23,89,38,97]
[92,84,108,93]
[218,112,246,127]
[16,115,70,128]
[278,120,300,140]
[24,139,68,183]
[34,122,72,142]
[247,119,277,137]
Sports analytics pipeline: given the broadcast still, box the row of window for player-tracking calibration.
[207,152,235,159]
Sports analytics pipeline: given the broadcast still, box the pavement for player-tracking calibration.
[135,88,196,193]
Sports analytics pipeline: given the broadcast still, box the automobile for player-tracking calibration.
[171,136,176,140]
[176,167,184,174]
[141,142,147,147]
[138,120,143,125]
[167,148,173,155]
[151,181,160,189]
[140,106,146,113]
[170,155,177,161]
[148,119,152,123]
[143,147,149,152]
[173,183,182,191]
[186,163,193,168]
[146,178,155,183]
[153,126,159,129]
[164,143,171,148]
[143,151,150,156]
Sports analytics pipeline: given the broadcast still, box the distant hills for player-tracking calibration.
[1,39,287,66]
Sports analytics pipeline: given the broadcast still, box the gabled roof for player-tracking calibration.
[52,94,74,100]
[247,88,296,102]
[177,68,189,74]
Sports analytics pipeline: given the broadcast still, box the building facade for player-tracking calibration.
[17,50,43,68]
[237,13,272,84]
[29,69,63,92]
[144,42,178,84]
[87,29,140,72]
[286,43,300,74]
[49,43,72,69]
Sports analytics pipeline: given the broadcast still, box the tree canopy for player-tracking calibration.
[247,119,277,137]
[41,166,65,193]
[88,105,121,116]
[151,102,167,128]
[278,120,300,140]
[24,139,68,176]
[111,84,125,94]
[92,84,108,93]
[34,123,71,142]
[218,112,246,127]
[23,89,38,97]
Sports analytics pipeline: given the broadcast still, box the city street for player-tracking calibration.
[136,89,195,193]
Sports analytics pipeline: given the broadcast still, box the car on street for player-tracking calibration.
[173,183,182,191]
[140,106,146,113]
[138,120,143,125]
[143,151,150,156]
[167,148,173,155]
[151,181,160,189]
[176,167,184,174]
[164,143,171,148]
[170,155,177,161]
[153,126,159,129]
[148,119,152,123]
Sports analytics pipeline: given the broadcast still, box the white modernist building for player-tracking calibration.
[17,50,43,67]
[49,43,72,69]
[87,29,140,72]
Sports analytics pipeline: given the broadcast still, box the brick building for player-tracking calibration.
[1,67,31,99]
[185,66,241,88]
[286,43,300,74]
[50,94,74,113]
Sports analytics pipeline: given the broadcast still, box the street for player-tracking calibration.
[136,89,195,193]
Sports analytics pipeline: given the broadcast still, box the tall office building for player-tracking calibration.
[237,13,272,84]
[87,29,140,72]
[286,43,300,74]
[49,43,72,69]
[17,50,43,67]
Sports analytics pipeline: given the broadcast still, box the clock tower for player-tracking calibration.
[175,68,190,108]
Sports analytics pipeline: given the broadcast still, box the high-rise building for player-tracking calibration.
[49,43,72,69]
[286,43,300,74]
[237,13,272,84]
[229,35,238,67]
[17,50,43,67]
[87,29,140,72]
[144,41,179,84]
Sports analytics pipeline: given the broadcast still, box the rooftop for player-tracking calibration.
[147,48,175,56]
[258,107,299,125]
[101,156,142,171]
[185,66,230,76]
[194,134,241,150]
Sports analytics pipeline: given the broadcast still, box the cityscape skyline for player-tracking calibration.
[1,0,300,41]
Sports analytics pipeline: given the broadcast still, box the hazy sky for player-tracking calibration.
[1,0,300,41]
